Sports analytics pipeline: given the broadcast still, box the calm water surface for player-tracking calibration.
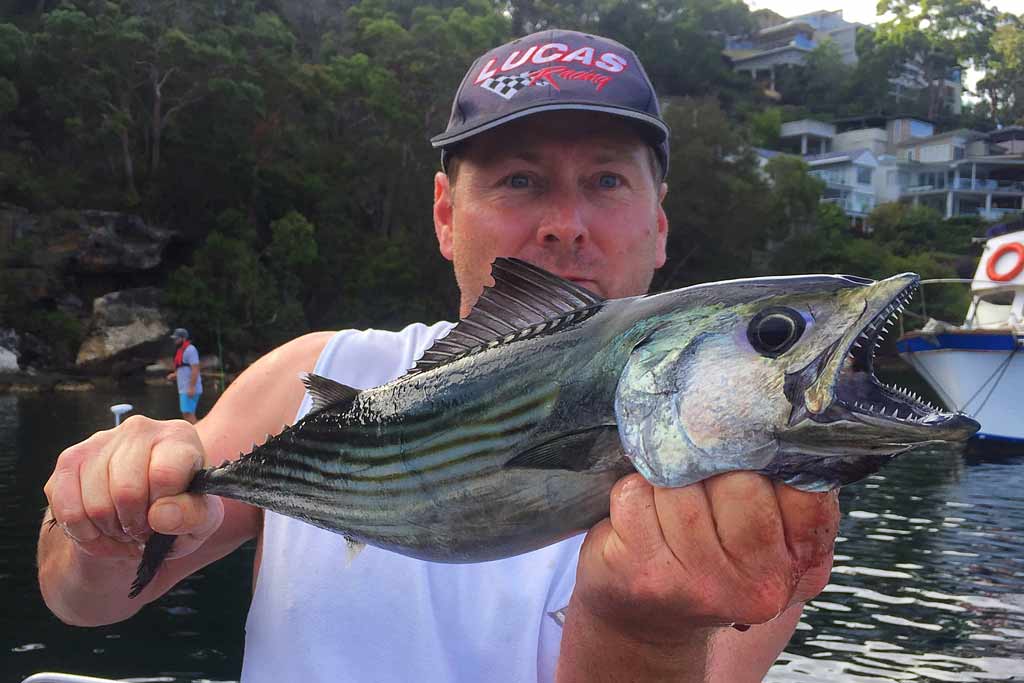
[2,382,1022,682]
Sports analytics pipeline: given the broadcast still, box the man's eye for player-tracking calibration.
[598,174,620,188]
[507,174,530,189]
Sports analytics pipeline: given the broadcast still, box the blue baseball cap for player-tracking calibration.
[431,29,670,179]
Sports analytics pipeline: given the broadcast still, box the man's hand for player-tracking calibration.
[43,416,223,562]
[558,471,838,681]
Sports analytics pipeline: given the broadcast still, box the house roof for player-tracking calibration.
[989,126,1024,143]
[804,148,877,166]
[726,44,813,64]
[896,128,986,146]
[754,148,785,159]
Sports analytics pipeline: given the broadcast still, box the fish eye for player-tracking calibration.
[747,307,806,357]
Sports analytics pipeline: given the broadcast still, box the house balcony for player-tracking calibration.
[977,208,1023,221]
[822,195,876,216]
[950,178,1024,193]
[903,179,1024,194]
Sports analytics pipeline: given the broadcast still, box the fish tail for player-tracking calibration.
[130,531,175,598]
[130,468,214,598]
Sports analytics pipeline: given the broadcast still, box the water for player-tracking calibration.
[2,384,1023,682]
[1,385,251,682]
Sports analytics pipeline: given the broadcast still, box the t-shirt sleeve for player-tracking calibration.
[183,346,199,365]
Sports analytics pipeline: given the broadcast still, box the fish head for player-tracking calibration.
[614,273,980,489]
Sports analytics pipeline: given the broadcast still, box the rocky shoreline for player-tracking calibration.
[0,366,231,394]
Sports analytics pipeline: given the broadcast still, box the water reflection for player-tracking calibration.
[769,447,1024,682]
[1,385,251,682]
[2,389,1022,682]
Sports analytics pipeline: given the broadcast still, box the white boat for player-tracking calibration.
[896,228,1024,442]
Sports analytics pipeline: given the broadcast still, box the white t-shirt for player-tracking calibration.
[241,323,585,682]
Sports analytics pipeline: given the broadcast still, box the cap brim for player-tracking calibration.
[430,102,669,149]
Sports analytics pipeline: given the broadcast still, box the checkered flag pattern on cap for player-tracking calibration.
[480,72,544,100]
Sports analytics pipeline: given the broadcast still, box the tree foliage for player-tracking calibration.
[0,0,1003,366]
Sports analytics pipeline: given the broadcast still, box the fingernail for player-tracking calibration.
[124,518,150,541]
[151,502,183,532]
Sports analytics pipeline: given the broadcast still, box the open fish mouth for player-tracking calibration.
[831,277,975,435]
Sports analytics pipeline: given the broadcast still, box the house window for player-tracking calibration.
[856,167,873,184]
[954,146,965,160]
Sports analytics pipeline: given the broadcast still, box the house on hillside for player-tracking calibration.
[725,8,962,115]
[760,115,1024,226]
[724,10,857,97]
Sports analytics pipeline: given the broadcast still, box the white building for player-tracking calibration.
[725,10,858,97]
[767,115,1024,224]
[725,9,962,115]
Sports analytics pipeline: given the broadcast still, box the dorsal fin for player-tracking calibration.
[404,258,605,378]
[301,373,361,414]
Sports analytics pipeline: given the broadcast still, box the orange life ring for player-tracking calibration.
[986,242,1024,282]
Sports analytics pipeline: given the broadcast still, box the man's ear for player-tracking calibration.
[434,171,454,261]
[655,181,669,269]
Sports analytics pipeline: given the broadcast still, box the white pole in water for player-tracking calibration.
[109,403,133,426]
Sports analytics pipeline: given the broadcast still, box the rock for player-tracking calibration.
[76,287,171,370]
[0,328,18,372]
[18,332,59,370]
[54,380,95,392]
[74,210,175,273]
[2,267,54,301]
[0,204,175,280]
[56,292,85,316]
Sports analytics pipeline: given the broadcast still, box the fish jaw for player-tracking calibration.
[784,273,980,454]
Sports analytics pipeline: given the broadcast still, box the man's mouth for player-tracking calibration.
[566,278,600,295]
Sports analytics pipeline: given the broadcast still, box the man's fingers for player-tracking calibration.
[149,492,224,540]
[606,474,665,561]
[108,428,153,540]
[704,472,785,564]
[148,422,205,503]
[773,483,839,565]
[79,452,128,542]
[775,483,839,604]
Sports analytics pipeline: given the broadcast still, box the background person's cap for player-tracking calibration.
[431,29,670,179]
[170,328,189,340]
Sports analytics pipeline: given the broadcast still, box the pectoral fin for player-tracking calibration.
[504,426,627,473]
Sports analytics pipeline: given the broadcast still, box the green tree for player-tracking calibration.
[763,155,825,241]
[775,41,853,115]
[655,96,776,288]
[977,15,1024,124]
[876,0,996,121]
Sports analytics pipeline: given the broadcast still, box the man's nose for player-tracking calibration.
[536,196,588,247]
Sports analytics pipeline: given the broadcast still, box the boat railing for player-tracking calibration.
[899,278,1022,337]
[21,674,143,683]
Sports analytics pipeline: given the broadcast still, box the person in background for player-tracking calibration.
[165,328,202,424]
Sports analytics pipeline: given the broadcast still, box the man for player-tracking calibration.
[165,327,202,424]
[38,30,838,682]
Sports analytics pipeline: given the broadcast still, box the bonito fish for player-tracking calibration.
[130,258,978,597]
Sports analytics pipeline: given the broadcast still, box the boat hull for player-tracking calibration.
[897,332,1024,442]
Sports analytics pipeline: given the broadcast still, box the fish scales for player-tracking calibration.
[129,258,979,597]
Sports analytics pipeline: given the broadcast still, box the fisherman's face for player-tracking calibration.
[433,111,668,317]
